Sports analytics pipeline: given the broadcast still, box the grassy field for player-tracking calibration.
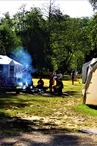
[0,78,97,135]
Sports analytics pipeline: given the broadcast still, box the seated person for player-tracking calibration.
[53,78,63,95]
[37,77,44,90]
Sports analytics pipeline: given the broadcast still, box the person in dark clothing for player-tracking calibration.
[71,70,75,85]
[37,77,44,90]
[49,72,54,93]
[53,78,63,95]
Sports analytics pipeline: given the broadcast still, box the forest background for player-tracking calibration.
[0,0,97,75]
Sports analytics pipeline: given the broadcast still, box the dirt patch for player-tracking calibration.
[0,130,97,146]
[0,116,97,146]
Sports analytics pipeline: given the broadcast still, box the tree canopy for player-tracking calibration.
[89,0,97,10]
[0,2,96,74]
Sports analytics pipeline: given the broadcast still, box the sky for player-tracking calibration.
[0,0,94,18]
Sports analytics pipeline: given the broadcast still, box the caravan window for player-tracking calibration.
[10,65,14,77]
[0,65,3,77]
[0,65,3,71]
[10,65,14,71]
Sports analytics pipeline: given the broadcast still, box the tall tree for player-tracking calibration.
[86,14,97,59]
[14,7,48,70]
[0,12,21,55]
[89,0,97,10]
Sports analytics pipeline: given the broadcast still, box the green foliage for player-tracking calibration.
[0,12,21,55]
[86,13,97,60]
[89,0,97,10]
[14,7,48,69]
[0,4,95,73]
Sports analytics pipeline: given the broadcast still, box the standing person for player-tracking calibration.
[49,72,54,93]
[71,70,75,85]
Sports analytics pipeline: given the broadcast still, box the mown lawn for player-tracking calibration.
[0,78,97,135]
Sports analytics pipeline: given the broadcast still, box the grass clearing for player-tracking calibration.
[0,78,97,134]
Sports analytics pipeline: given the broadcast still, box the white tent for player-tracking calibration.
[82,58,97,105]
[0,55,23,78]
[82,58,97,83]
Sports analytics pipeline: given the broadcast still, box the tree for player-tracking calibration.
[89,0,97,10]
[48,10,91,73]
[0,12,21,55]
[0,3,92,73]
[86,13,97,59]
[13,7,48,70]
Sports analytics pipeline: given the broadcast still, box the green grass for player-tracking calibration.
[74,104,97,116]
[0,77,97,134]
[0,94,75,117]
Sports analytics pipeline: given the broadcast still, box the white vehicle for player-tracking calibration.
[0,55,23,93]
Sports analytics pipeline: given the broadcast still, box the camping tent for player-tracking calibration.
[0,55,23,78]
[82,58,97,83]
[82,58,97,105]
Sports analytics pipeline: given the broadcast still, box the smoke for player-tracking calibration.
[11,47,35,88]
[12,47,32,71]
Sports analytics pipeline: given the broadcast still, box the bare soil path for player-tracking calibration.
[0,130,97,146]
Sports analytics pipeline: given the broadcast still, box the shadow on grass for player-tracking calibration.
[0,93,71,136]
[0,94,96,145]
[0,92,18,97]
[66,91,81,96]
[87,104,97,110]
[41,91,80,97]
[0,112,33,134]
[0,111,74,136]
[0,125,97,146]
[0,93,28,109]
[0,92,54,110]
